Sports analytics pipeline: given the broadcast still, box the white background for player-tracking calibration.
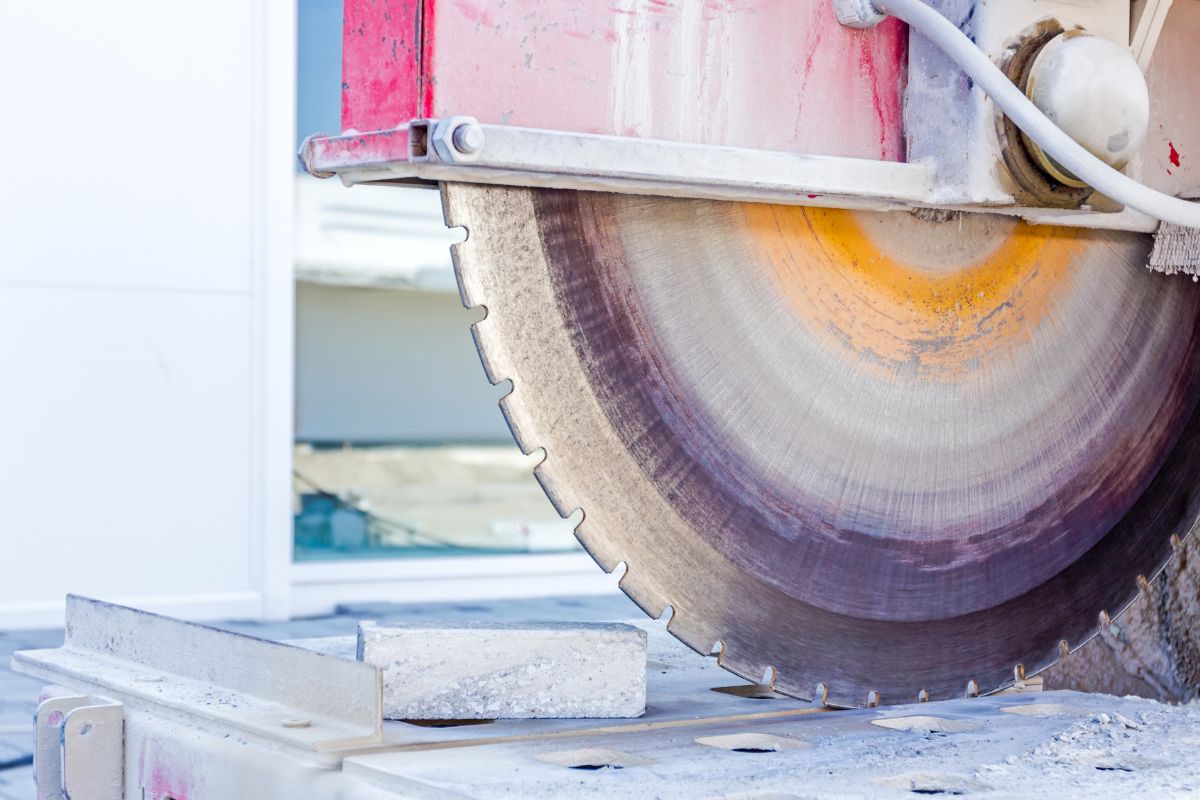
[0,1,297,627]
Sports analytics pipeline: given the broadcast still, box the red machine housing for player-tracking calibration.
[336,0,908,164]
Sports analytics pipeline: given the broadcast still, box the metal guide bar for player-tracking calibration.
[12,596,383,754]
[300,119,1158,232]
[304,120,933,209]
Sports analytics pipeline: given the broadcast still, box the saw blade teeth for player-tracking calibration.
[820,685,869,710]
[616,567,672,621]
[771,672,817,703]
[661,608,723,660]
[441,184,487,311]
[497,389,542,458]
[467,317,506,386]
[438,182,468,229]
[717,650,776,692]
[532,455,585,520]
[570,518,626,576]
[448,235,486,312]
[449,240,479,311]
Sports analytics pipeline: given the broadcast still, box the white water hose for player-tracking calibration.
[865,0,1200,229]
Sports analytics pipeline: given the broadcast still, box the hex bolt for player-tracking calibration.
[281,718,312,729]
[451,123,485,155]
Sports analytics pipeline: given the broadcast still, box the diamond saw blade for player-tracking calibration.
[442,182,1200,707]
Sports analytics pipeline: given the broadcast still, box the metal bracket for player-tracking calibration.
[14,596,383,760]
[35,693,123,800]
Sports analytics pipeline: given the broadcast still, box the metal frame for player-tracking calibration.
[304,120,932,208]
[301,120,1159,233]
[13,597,383,758]
[13,597,1197,798]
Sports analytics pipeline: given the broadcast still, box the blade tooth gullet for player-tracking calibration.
[616,564,673,622]
[912,686,941,704]
[449,238,482,311]
[442,185,488,311]
[819,683,922,709]
[662,607,724,661]
[717,648,777,691]
[770,672,818,704]
[439,182,469,229]
[497,387,542,459]
[569,511,625,576]
[817,684,866,710]
[717,632,832,704]
[531,451,585,522]
[468,315,510,387]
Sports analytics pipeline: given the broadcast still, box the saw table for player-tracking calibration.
[12,596,1200,799]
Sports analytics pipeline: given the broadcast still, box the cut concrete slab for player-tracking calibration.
[356,620,647,720]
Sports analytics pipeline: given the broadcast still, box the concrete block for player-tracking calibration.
[356,621,647,720]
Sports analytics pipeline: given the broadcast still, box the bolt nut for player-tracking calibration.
[451,123,485,155]
[432,115,485,163]
[833,0,886,29]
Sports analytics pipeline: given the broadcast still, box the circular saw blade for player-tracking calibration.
[442,183,1200,707]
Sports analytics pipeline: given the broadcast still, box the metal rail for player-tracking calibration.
[301,118,1159,232]
[303,119,934,211]
[13,596,383,756]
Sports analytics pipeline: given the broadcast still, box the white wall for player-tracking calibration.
[0,1,296,628]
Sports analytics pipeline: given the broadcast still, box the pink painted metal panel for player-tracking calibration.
[422,1,906,160]
[342,0,422,132]
[1142,1,1200,198]
[340,0,907,161]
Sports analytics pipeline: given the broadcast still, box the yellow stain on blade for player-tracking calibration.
[742,205,1086,379]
